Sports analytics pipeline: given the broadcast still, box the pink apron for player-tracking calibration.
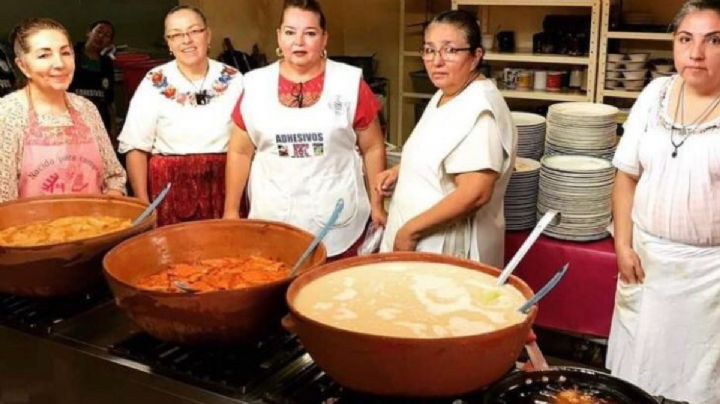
[18,92,104,198]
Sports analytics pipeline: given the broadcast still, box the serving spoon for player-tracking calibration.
[496,209,559,285]
[290,198,344,277]
[518,262,569,314]
[132,183,172,226]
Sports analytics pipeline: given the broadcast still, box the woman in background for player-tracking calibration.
[378,10,516,267]
[223,0,386,259]
[607,1,720,402]
[0,18,125,203]
[118,6,244,226]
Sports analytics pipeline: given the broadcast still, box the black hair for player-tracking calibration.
[280,0,327,31]
[671,0,720,32]
[88,20,115,39]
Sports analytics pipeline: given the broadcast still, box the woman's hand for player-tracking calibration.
[616,245,645,284]
[370,204,387,226]
[393,222,419,252]
[105,190,124,197]
[375,166,399,197]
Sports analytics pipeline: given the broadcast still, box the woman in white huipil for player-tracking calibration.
[607,2,720,402]
[378,10,516,268]
[223,0,386,259]
[118,6,243,226]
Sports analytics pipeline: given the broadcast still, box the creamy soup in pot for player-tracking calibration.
[294,261,528,338]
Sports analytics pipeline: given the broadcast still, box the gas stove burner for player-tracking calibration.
[0,288,110,335]
[109,332,308,397]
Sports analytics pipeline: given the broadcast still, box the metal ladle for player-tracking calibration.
[496,210,560,285]
[289,198,344,277]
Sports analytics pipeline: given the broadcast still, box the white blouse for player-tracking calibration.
[118,59,243,155]
[613,75,720,246]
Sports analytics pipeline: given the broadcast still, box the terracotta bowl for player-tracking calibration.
[103,219,326,346]
[0,195,156,297]
[284,252,538,398]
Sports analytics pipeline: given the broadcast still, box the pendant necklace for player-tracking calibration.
[179,63,210,105]
[670,80,720,158]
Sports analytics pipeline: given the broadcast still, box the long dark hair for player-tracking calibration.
[279,0,327,31]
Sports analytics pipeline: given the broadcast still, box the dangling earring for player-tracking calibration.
[275,47,284,58]
[322,49,328,59]
[169,49,174,56]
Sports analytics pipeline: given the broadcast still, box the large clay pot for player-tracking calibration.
[284,252,538,398]
[0,195,156,297]
[103,219,326,346]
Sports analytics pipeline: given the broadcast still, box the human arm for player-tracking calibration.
[125,150,149,202]
[0,102,20,203]
[375,165,399,197]
[356,117,387,226]
[223,124,256,219]
[612,171,644,283]
[393,170,498,251]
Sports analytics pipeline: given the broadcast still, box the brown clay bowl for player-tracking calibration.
[103,219,326,346]
[0,194,156,297]
[284,252,538,398]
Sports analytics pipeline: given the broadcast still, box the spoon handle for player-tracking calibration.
[132,183,171,226]
[518,262,569,314]
[290,199,344,277]
[497,209,559,285]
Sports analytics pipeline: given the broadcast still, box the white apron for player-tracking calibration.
[607,225,720,403]
[241,60,370,256]
[380,80,516,267]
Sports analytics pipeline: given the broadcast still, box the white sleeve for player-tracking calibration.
[117,76,160,153]
[444,111,504,174]
[612,77,668,176]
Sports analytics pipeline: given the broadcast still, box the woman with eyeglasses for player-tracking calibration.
[377,10,516,267]
[607,1,720,402]
[0,18,126,203]
[223,0,387,259]
[118,5,244,226]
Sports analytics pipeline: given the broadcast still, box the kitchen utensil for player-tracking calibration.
[132,183,171,226]
[284,252,537,397]
[518,262,569,314]
[0,195,156,297]
[103,219,326,346]
[497,210,559,285]
[290,198,343,277]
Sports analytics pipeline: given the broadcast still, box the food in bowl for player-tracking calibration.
[554,388,616,404]
[294,261,527,338]
[135,256,290,293]
[0,215,132,247]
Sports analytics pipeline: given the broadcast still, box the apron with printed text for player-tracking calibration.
[18,93,103,198]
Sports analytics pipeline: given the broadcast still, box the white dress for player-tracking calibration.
[607,75,720,404]
[118,59,244,155]
[380,79,516,268]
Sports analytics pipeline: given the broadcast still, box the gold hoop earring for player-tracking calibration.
[322,49,328,59]
[275,47,284,58]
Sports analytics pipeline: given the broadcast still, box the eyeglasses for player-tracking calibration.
[421,46,473,61]
[165,27,207,43]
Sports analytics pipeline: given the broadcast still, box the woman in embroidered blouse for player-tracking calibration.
[0,18,125,203]
[118,5,243,226]
[223,0,386,259]
[607,1,720,402]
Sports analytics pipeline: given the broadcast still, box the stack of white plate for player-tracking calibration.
[512,111,546,161]
[537,155,615,241]
[545,102,619,161]
[505,157,541,231]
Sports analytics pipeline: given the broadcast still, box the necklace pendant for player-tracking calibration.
[672,150,678,158]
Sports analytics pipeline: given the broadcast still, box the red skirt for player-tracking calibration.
[148,154,246,227]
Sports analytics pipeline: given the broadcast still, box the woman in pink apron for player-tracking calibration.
[0,18,126,203]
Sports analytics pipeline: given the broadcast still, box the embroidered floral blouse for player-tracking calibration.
[0,90,126,203]
[118,59,244,155]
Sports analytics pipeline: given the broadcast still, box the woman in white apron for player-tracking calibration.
[608,2,720,402]
[223,0,387,259]
[0,18,125,203]
[378,10,516,268]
